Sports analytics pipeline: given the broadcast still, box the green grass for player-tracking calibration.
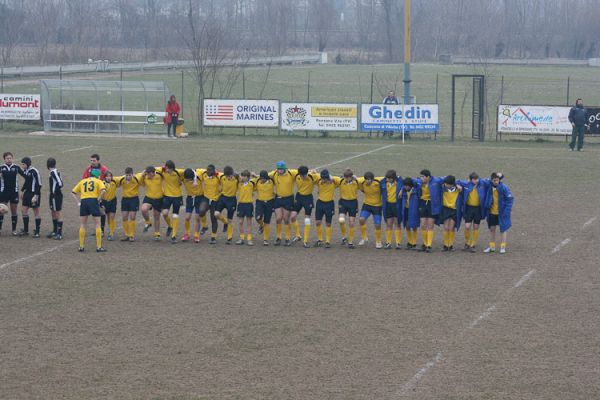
[3,62,600,138]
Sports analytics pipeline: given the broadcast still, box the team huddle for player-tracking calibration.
[0,152,515,254]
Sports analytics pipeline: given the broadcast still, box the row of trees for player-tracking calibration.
[1,0,600,66]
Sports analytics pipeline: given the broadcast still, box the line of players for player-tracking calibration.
[1,152,514,254]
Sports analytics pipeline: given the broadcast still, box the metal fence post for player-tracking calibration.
[242,70,246,136]
[566,76,570,105]
[1,67,3,130]
[500,75,504,104]
[370,71,374,104]
[435,73,439,104]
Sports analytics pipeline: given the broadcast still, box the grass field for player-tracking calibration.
[3,62,600,138]
[1,132,599,399]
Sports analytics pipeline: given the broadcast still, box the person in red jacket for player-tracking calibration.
[82,153,110,180]
[165,95,180,138]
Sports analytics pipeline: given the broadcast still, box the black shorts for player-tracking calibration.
[0,191,19,204]
[403,208,410,228]
[22,191,40,208]
[338,199,358,217]
[464,205,482,224]
[419,199,434,219]
[101,198,117,214]
[162,196,183,214]
[315,200,335,223]
[488,214,499,227]
[121,197,140,212]
[185,195,201,214]
[216,195,237,219]
[440,206,457,222]
[237,202,254,218]
[255,199,274,224]
[294,193,314,215]
[80,198,101,217]
[384,203,398,219]
[143,196,163,211]
[49,193,63,212]
[274,195,294,211]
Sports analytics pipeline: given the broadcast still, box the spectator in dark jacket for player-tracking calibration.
[568,98,589,151]
[165,95,180,138]
[382,90,399,137]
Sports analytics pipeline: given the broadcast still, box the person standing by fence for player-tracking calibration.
[568,98,589,152]
[382,90,399,137]
[165,95,180,138]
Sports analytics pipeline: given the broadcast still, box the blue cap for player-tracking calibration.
[320,169,330,180]
[276,160,287,170]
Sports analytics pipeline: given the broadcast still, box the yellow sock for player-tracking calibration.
[340,222,347,237]
[293,221,300,237]
[360,224,367,240]
[325,226,332,243]
[443,231,449,247]
[500,242,506,249]
[154,231,160,238]
[285,224,291,240]
[264,225,270,240]
[421,229,428,245]
[395,229,402,245]
[375,227,382,243]
[316,224,323,241]
[449,231,456,246]
[201,215,208,228]
[349,226,355,243]
[428,230,435,247]
[164,215,171,228]
[211,232,216,239]
[247,233,252,241]
[258,219,264,228]
[96,228,102,249]
[227,224,233,240]
[472,229,480,246]
[411,230,417,245]
[109,219,116,235]
[385,229,393,244]
[123,219,130,237]
[465,229,472,246]
[145,218,151,225]
[489,241,496,249]
[185,220,191,235]
[79,228,86,248]
[172,217,179,238]
[303,224,311,243]
[194,231,199,240]
[129,220,136,237]
[240,233,246,241]
[276,223,282,239]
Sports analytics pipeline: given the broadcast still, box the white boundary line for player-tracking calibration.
[513,269,536,289]
[551,238,571,254]
[582,216,597,230]
[397,352,443,395]
[0,240,77,270]
[468,304,497,329]
[62,145,93,153]
[315,144,395,170]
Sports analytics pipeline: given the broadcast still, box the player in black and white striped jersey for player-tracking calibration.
[47,157,64,240]
[18,157,42,238]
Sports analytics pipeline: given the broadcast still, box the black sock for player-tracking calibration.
[12,215,17,231]
[101,215,106,231]
[57,221,63,235]
[23,215,30,233]
[0,215,3,230]
[35,217,41,234]
[52,219,58,234]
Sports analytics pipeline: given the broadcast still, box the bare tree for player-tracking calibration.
[0,0,25,66]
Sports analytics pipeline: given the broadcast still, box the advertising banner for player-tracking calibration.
[360,104,439,132]
[497,105,572,135]
[281,103,357,131]
[203,99,279,127]
[0,94,40,120]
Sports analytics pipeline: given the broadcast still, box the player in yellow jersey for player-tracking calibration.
[440,175,462,251]
[268,161,299,246]
[202,164,222,244]
[115,167,142,242]
[357,171,384,249]
[338,169,360,249]
[313,169,341,248]
[255,170,276,245]
[156,160,185,243]
[216,166,239,244]
[457,172,489,253]
[416,169,444,253]
[71,169,106,252]
[291,165,319,247]
[141,166,164,240]
[235,170,255,246]
[101,171,118,241]
[400,177,420,249]
[182,168,205,243]
[483,172,514,254]
[382,169,403,250]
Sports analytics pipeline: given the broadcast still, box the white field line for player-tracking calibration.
[0,240,77,270]
[314,144,395,170]
[582,216,597,230]
[397,352,443,396]
[468,304,497,330]
[61,145,93,153]
[551,238,571,254]
[30,154,45,158]
[513,269,536,289]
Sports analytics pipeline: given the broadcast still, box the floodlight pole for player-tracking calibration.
[403,0,411,105]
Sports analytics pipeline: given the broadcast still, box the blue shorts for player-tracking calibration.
[216,195,237,219]
[255,199,274,224]
[237,202,254,218]
[384,203,398,219]
[360,204,382,225]
[293,193,314,215]
[338,199,358,217]
[162,196,183,214]
[101,198,117,214]
[185,196,199,214]
[80,198,101,217]
[143,196,163,211]
[121,197,139,212]
[274,195,294,211]
[315,200,334,223]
